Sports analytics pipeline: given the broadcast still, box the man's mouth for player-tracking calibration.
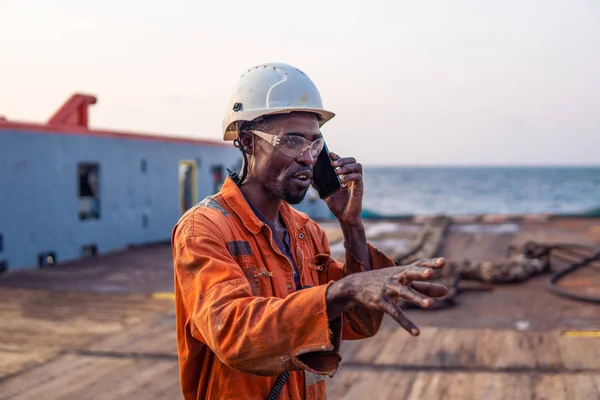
[291,171,313,185]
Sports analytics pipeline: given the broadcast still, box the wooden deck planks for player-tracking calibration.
[2,218,600,399]
[593,375,600,398]
[327,370,600,400]
[0,354,181,400]
[558,335,600,370]
[85,315,177,356]
[0,349,58,381]
[329,323,600,399]
[325,370,363,399]
[493,330,537,369]
[561,374,600,400]
[7,299,598,400]
[373,327,439,366]
[467,373,502,400]
[74,359,178,400]
[0,287,173,386]
[530,331,564,370]
[338,371,418,400]
[533,374,569,400]
[0,301,180,400]
[474,328,503,369]
[342,323,600,372]
[1,354,102,400]
[342,322,396,364]
[433,328,478,368]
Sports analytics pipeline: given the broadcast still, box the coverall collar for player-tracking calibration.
[220,177,310,235]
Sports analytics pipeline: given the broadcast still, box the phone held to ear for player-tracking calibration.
[312,142,342,199]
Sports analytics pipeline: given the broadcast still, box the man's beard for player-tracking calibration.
[282,185,308,204]
[280,166,312,204]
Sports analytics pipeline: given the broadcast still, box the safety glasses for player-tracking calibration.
[250,130,325,159]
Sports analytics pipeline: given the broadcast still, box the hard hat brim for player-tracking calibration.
[223,107,335,141]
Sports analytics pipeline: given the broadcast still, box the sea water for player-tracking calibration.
[361,166,600,216]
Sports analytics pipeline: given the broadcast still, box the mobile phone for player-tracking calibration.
[312,142,342,199]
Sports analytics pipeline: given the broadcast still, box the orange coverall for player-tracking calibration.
[172,177,396,399]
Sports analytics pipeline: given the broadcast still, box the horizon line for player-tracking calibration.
[362,164,600,168]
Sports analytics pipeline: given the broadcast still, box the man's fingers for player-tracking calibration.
[333,159,359,169]
[411,281,449,298]
[331,154,357,168]
[386,284,433,308]
[335,162,362,175]
[394,265,436,282]
[380,300,420,336]
[340,173,362,184]
[411,258,445,269]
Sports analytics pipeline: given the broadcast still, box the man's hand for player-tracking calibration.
[326,258,448,336]
[323,152,363,226]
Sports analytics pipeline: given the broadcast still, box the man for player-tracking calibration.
[171,63,448,400]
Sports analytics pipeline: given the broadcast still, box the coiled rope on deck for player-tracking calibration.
[544,243,600,304]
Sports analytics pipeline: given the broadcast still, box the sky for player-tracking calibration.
[1,0,599,166]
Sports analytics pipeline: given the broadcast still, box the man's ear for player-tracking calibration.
[238,131,254,155]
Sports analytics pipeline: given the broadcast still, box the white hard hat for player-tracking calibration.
[222,63,335,141]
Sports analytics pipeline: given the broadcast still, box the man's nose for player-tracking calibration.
[296,147,316,166]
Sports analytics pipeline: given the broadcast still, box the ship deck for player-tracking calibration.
[1,216,599,399]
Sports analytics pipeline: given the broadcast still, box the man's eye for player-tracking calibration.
[282,137,302,147]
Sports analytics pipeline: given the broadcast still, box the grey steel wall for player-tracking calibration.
[0,128,241,271]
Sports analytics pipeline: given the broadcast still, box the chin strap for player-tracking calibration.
[228,138,248,185]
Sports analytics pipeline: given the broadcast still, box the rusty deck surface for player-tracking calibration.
[1,217,599,399]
